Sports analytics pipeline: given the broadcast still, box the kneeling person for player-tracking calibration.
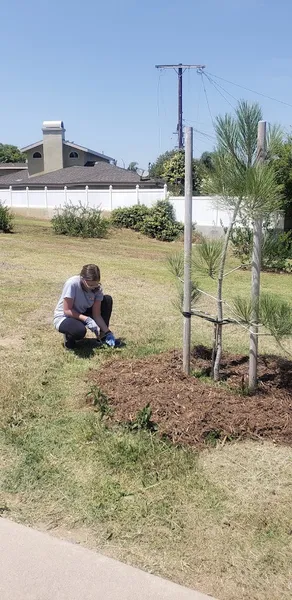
[54,264,116,350]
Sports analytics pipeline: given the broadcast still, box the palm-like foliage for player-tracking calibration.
[202,101,284,382]
[167,252,184,279]
[216,100,262,168]
[233,296,254,325]
[203,101,283,217]
[167,252,200,313]
[193,237,223,279]
[260,294,292,340]
[233,294,292,341]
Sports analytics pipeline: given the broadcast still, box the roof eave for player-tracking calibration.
[20,141,43,152]
[63,141,114,162]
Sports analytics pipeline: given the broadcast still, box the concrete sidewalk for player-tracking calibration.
[0,518,216,600]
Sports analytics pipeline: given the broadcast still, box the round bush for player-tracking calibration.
[51,202,109,238]
[0,202,14,233]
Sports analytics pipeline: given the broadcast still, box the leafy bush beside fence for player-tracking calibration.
[231,225,292,272]
[0,202,14,233]
[51,202,109,238]
[110,204,150,230]
[111,200,183,242]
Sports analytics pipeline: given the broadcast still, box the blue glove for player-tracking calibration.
[104,331,116,347]
[84,317,99,333]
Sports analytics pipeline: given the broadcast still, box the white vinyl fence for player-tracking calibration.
[0,185,233,234]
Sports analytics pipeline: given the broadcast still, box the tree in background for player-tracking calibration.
[161,151,202,195]
[127,161,139,172]
[200,151,215,172]
[272,138,292,230]
[0,144,26,163]
[149,150,178,179]
[149,149,203,195]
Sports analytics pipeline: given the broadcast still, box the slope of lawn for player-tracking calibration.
[0,217,291,600]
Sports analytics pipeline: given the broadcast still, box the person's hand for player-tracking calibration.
[104,331,116,347]
[84,317,99,334]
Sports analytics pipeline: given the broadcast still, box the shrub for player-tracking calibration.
[111,200,184,242]
[139,200,183,242]
[111,204,150,230]
[51,202,109,238]
[231,225,292,272]
[0,202,14,233]
[230,225,253,262]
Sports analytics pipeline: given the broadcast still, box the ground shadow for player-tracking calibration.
[191,345,292,391]
[73,337,126,358]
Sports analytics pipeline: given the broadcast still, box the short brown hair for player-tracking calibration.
[80,264,101,281]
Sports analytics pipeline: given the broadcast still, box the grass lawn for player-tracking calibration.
[0,217,291,600]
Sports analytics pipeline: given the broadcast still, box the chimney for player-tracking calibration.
[42,121,65,173]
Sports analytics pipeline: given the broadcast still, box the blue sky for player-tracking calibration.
[1,0,292,169]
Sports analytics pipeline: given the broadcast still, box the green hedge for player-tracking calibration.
[111,200,183,242]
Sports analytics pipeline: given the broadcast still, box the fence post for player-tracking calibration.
[85,185,89,206]
[44,186,48,210]
[26,187,29,208]
[109,185,113,211]
[164,183,168,199]
[136,185,140,205]
[64,186,67,206]
[9,186,12,207]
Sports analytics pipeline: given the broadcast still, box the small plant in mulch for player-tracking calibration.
[87,385,113,419]
[129,403,158,433]
[203,429,237,447]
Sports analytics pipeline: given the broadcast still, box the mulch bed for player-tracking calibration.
[87,347,292,448]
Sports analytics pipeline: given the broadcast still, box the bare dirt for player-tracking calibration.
[88,347,292,448]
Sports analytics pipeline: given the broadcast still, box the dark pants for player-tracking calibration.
[59,295,113,347]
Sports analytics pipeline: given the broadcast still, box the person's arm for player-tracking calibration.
[92,300,110,334]
[63,297,87,322]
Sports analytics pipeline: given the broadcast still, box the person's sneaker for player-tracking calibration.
[63,334,76,350]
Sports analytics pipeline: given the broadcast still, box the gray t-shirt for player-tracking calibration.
[54,275,103,330]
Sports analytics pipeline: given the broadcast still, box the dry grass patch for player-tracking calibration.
[0,217,291,600]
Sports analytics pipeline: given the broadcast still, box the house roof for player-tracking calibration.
[64,142,114,162]
[20,140,114,162]
[0,163,27,170]
[20,141,43,152]
[0,162,155,188]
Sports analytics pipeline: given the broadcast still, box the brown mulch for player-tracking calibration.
[87,347,292,448]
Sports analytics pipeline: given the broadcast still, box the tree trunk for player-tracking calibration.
[213,199,242,381]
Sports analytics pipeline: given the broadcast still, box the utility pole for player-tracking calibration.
[183,126,193,375]
[248,120,267,392]
[155,64,205,149]
[178,65,183,149]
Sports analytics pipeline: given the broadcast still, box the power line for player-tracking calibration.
[203,72,236,111]
[184,123,216,140]
[204,72,238,105]
[206,71,292,109]
[199,71,214,126]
